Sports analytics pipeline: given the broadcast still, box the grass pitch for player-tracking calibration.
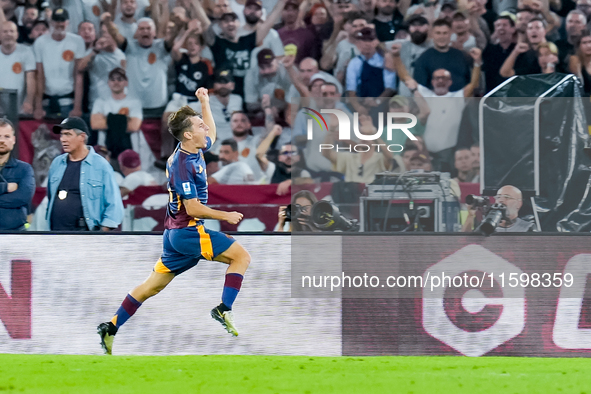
[0,354,590,393]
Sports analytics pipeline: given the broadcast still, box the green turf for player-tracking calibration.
[0,354,590,393]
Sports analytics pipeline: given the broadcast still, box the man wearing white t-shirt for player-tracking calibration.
[118,148,156,196]
[0,21,36,114]
[33,8,85,119]
[90,67,142,158]
[114,0,138,42]
[390,43,482,172]
[103,16,175,114]
[209,139,256,185]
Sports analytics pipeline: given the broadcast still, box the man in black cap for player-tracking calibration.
[372,0,407,42]
[188,68,243,153]
[32,8,86,120]
[385,14,433,97]
[244,48,291,114]
[191,0,288,98]
[46,117,123,231]
[345,26,397,114]
[90,67,143,159]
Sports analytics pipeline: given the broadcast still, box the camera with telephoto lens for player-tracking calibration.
[465,194,490,207]
[478,203,507,236]
[311,201,359,232]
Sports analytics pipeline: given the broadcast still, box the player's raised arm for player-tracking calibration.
[196,87,217,145]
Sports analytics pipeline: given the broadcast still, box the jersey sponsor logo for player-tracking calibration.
[92,5,101,15]
[182,182,191,194]
[118,107,130,116]
[12,62,22,74]
[148,52,157,64]
[241,147,250,158]
[62,50,75,62]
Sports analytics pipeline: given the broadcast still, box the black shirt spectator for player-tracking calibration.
[483,42,516,91]
[414,47,472,91]
[211,27,257,97]
[372,0,405,42]
[50,158,85,230]
[413,19,472,92]
[175,53,213,97]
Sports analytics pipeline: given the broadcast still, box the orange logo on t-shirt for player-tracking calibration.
[92,5,100,16]
[148,52,157,64]
[118,107,130,116]
[241,147,250,158]
[12,62,22,74]
[62,50,74,62]
[274,88,285,101]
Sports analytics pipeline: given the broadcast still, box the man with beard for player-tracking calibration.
[0,118,35,231]
[238,0,284,65]
[500,17,546,77]
[412,18,472,92]
[482,15,516,92]
[372,0,407,42]
[114,0,139,41]
[17,5,39,45]
[555,10,587,72]
[230,0,266,26]
[0,21,36,114]
[515,7,536,41]
[209,139,256,184]
[244,48,292,114]
[33,8,86,119]
[194,0,287,98]
[188,69,243,154]
[385,15,432,97]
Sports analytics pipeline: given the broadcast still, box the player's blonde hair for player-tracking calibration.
[168,106,199,141]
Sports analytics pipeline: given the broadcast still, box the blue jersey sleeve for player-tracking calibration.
[201,136,212,153]
[171,159,198,200]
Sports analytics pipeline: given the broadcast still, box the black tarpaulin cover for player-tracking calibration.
[481,73,591,231]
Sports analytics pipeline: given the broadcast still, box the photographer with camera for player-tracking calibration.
[276,190,320,232]
[462,185,535,233]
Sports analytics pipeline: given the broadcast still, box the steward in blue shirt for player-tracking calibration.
[46,117,123,231]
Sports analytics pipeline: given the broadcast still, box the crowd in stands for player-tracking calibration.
[0,0,587,230]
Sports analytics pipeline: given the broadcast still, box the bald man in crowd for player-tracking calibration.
[463,185,535,233]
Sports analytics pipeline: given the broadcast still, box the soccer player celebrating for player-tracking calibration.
[97,87,250,355]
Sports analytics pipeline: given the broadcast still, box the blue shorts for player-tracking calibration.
[154,225,236,275]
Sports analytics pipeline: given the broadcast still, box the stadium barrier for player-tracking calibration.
[3,234,590,357]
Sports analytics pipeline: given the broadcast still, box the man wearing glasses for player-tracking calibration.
[463,185,535,232]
